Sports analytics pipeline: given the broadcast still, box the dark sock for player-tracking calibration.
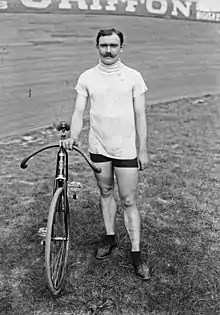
[131,251,141,266]
[105,234,116,245]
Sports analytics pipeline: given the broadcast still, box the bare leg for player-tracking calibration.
[115,166,150,280]
[123,202,140,252]
[99,188,117,235]
[114,167,140,251]
[94,161,117,235]
[93,161,118,259]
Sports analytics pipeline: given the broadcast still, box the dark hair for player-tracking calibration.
[96,28,124,47]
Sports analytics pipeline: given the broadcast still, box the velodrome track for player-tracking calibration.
[0,13,220,138]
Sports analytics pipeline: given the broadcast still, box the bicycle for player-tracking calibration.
[20,121,101,297]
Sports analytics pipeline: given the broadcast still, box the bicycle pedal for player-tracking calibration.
[67,188,77,199]
[73,192,77,200]
[38,227,47,238]
[68,181,83,196]
[69,181,83,189]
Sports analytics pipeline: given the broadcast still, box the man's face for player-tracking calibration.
[97,33,122,65]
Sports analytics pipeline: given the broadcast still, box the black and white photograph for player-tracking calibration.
[0,0,220,314]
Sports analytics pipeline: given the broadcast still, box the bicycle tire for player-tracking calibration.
[45,187,70,296]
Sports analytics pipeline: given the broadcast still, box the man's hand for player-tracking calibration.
[138,150,149,171]
[62,137,80,150]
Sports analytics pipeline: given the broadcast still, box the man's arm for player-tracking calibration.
[133,93,147,153]
[133,93,148,170]
[70,93,88,140]
[63,93,88,150]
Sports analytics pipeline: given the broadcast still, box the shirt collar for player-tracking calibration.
[97,59,124,74]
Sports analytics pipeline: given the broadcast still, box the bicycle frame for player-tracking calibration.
[53,130,68,194]
[20,121,101,296]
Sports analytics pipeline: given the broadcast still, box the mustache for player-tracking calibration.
[101,52,115,58]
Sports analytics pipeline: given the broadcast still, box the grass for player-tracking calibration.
[1,94,220,315]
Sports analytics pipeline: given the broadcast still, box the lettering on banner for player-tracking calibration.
[90,0,102,10]
[105,0,118,11]
[196,10,219,21]
[20,0,51,8]
[125,0,138,12]
[105,0,138,12]
[146,0,168,15]
[0,0,7,9]
[0,0,195,16]
[59,0,138,12]
[171,0,192,17]
[59,0,88,9]
[1,0,219,24]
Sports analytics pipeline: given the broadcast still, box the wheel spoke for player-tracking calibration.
[52,242,64,286]
[51,242,62,278]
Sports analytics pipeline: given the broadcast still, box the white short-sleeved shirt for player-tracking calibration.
[75,62,148,159]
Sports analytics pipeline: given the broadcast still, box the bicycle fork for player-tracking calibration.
[54,146,68,193]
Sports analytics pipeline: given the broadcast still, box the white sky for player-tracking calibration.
[196,0,220,12]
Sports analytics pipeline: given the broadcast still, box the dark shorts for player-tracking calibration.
[90,153,138,168]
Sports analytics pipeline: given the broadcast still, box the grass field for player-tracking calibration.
[1,93,220,315]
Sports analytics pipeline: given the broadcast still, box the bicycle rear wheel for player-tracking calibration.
[45,187,70,296]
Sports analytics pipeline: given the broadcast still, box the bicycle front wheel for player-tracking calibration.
[45,187,70,296]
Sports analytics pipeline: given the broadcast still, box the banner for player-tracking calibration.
[196,0,220,22]
[0,0,220,23]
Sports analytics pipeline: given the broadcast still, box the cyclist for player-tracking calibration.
[63,28,150,280]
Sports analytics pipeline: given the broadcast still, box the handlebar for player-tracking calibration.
[20,145,102,174]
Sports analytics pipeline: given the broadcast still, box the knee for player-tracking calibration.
[121,195,136,209]
[99,185,114,198]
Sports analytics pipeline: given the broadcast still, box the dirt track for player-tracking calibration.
[0,13,220,138]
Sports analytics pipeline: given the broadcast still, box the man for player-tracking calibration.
[63,28,150,280]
